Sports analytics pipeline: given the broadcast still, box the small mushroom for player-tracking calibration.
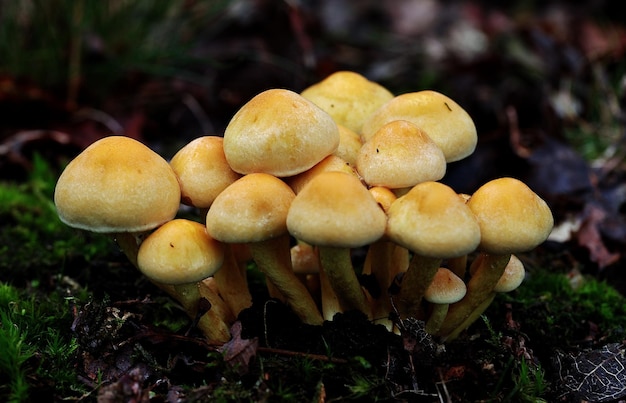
[423,268,466,335]
[356,120,446,190]
[206,173,323,325]
[136,219,230,342]
[439,254,525,341]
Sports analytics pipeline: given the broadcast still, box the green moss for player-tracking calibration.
[0,155,112,281]
[0,282,88,401]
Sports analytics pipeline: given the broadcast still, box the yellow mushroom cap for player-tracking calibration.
[137,219,224,285]
[170,136,241,208]
[287,171,386,248]
[387,181,481,258]
[361,90,477,162]
[206,173,295,243]
[467,177,554,255]
[493,255,525,292]
[300,71,394,133]
[424,268,467,304]
[356,120,446,188]
[223,89,339,177]
[54,136,181,233]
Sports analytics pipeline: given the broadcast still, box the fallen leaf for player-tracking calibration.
[218,321,258,375]
[575,203,621,269]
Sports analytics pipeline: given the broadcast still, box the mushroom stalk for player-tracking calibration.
[248,234,323,325]
[157,281,231,343]
[318,246,370,317]
[393,254,441,318]
[212,245,253,317]
[437,253,510,340]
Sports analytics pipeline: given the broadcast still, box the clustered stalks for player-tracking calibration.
[54,71,554,344]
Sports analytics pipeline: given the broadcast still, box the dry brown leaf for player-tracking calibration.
[218,321,259,375]
[575,203,620,269]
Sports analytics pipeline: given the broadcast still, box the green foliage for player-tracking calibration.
[0,282,86,401]
[0,0,229,98]
[0,154,111,275]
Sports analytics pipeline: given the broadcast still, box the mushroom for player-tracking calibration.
[439,254,525,341]
[437,177,553,341]
[300,70,394,133]
[386,181,481,318]
[356,120,446,190]
[205,173,323,325]
[169,135,241,212]
[361,90,478,163]
[423,268,466,335]
[54,136,181,267]
[223,88,339,177]
[136,219,230,342]
[287,171,387,317]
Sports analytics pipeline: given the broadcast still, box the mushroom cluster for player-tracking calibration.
[54,71,554,343]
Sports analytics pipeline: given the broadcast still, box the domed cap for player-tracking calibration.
[361,90,477,162]
[467,177,554,255]
[223,89,339,177]
[300,71,394,133]
[170,136,241,208]
[137,219,224,285]
[287,171,386,248]
[54,136,181,233]
[387,181,481,258]
[206,173,295,243]
[424,268,467,304]
[356,120,446,188]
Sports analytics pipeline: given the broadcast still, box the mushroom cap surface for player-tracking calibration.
[424,268,467,304]
[223,89,339,177]
[387,181,481,258]
[137,219,224,285]
[206,173,295,243]
[361,90,477,162]
[54,136,181,233]
[356,120,446,188]
[287,171,386,248]
[301,71,394,133]
[170,136,241,208]
[467,177,554,255]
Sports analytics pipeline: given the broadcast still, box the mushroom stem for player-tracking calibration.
[437,253,511,340]
[247,234,323,325]
[364,240,394,329]
[425,304,450,335]
[212,245,253,317]
[157,281,231,343]
[393,254,441,318]
[441,293,496,342]
[318,246,371,317]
